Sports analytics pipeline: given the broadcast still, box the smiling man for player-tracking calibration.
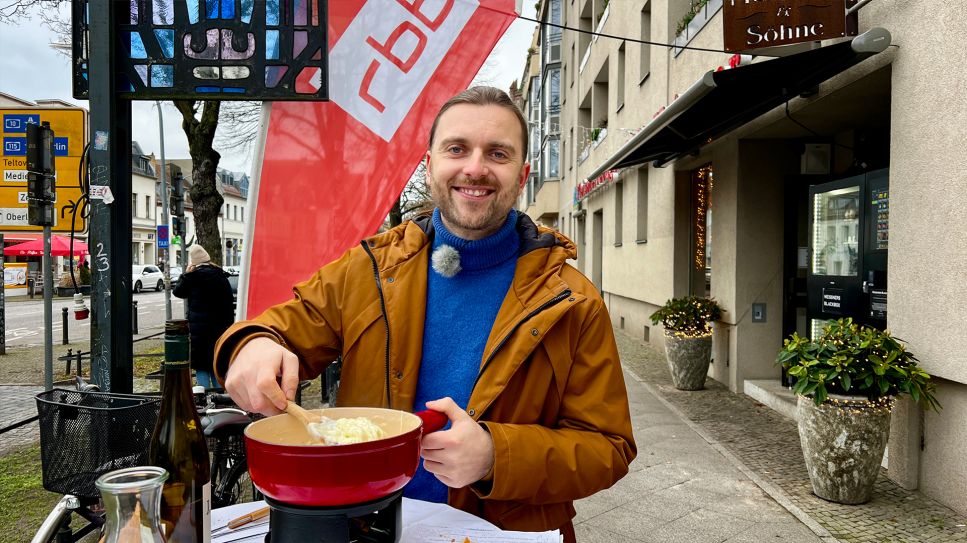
[215,87,636,541]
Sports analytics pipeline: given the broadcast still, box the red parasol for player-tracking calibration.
[3,235,89,257]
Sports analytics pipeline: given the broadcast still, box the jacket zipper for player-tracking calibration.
[470,288,573,399]
[361,241,393,409]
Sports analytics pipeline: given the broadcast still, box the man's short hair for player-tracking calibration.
[428,86,529,161]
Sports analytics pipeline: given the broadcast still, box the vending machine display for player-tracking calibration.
[806,169,888,333]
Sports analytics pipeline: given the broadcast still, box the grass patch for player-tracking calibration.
[0,443,63,543]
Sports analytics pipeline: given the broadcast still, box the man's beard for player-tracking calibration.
[433,178,516,236]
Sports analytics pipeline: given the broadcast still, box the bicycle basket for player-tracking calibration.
[35,389,161,498]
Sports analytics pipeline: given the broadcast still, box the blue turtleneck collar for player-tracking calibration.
[431,208,520,272]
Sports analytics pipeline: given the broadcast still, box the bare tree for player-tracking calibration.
[388,161,433,228]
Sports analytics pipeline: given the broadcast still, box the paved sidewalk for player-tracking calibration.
[614,331,967,543]
[574,367,824,542]
[0,384,43,455]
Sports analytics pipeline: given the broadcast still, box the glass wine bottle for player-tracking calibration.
[149,319,211,542]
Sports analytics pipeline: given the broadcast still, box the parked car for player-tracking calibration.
[169,266,183,283]
[132,265,165,293]
[224,266,241,276]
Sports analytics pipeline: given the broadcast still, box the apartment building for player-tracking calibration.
[131,142,158,266]
[524,0,966,516]
[166,159,249,268]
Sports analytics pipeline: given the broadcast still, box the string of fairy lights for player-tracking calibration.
[693,165,714,271]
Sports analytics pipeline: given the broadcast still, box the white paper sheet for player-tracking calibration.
[211,499,561,543]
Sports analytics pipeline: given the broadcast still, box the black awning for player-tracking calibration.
[587,28,892,178]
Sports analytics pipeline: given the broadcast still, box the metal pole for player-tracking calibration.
[44,226,53,391]
[847,0,875,16]
[62,307,69,345]
[0,233,5,356]
[88,0,134,393]
[132,300,139,335]
[157,101,172,321]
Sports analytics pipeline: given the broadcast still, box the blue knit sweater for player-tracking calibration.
[403,208,520,503]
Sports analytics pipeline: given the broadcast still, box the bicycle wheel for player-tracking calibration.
[213,460,255,507]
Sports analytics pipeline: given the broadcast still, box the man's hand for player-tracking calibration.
[420,397,495,488]
[223,337,300,415]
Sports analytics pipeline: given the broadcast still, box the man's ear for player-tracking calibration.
[518,162,531,190]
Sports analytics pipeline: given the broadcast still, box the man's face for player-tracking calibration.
[426,104,530,241]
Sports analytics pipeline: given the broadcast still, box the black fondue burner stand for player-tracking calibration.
[264,490,402,543]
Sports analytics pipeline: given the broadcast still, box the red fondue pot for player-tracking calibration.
[244,407,448,506]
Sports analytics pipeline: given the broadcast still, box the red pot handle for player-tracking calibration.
[414,410,449,434]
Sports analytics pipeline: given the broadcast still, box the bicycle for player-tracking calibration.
[31,383,161,543]
[198,389,260,508]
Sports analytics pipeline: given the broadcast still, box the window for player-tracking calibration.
[545,0,562,64]
[132,193,138,217]
[547,67,561,112]
[241,207,245,222]
[636,166,649,242]
[640,3,652,82]
[614,181,623,245]
[145,195,151,219]
[569,44,575,87]
[546,139,560,178]
[617,43,626,109]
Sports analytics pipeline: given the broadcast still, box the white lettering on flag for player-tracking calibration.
[328,0,478,142]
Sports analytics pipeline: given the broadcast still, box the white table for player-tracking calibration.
[212,498,560,543]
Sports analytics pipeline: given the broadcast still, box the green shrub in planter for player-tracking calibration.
[649,296,722,338]
[650,296,723,390]
[777,318,939,410]
[777,318,940,504]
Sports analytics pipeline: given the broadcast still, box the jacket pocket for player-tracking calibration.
[342,300,381,355]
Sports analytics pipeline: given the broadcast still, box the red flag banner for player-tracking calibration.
[241,0,519,318]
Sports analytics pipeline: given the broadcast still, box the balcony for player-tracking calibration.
[673,0,723,57]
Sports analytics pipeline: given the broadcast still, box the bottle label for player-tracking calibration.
[203,481,212,543]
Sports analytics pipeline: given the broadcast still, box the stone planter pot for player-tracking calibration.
[797,395,893,504]
[663,331,712,390]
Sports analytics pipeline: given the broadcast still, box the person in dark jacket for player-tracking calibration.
[174,244,235,390]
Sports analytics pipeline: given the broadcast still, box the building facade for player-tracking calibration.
[131,142,158,266]
[167,159,249,268]
[525,0,966,516]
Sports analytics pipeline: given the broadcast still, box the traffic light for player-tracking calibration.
[172,216,186,238]
[170,172,185,217]
[26,122,56,226]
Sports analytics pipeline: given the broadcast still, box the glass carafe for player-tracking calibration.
[96,466,168,543]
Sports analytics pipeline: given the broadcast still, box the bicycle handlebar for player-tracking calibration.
[31,495,80,543]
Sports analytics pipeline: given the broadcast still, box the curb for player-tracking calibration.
[623,366,842,543]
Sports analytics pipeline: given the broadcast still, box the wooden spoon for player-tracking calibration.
[285,401,327,442]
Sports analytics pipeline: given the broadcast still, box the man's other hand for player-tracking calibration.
[223,337,299,415]
[420,397,495,488]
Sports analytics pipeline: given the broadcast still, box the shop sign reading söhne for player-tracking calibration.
[722,0,847,53]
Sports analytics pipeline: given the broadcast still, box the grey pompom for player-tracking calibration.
[431,245,462,278]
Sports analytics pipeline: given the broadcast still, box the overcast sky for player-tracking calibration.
[0,3,537,174]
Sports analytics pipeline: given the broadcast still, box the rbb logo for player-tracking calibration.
[328,0,478,142]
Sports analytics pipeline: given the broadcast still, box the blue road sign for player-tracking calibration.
[157,225,170,249]
[3,137,27,156]
[54,138,69,156]
[2,114,41,133]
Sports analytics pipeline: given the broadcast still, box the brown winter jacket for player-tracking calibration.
[214,213,637,534]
